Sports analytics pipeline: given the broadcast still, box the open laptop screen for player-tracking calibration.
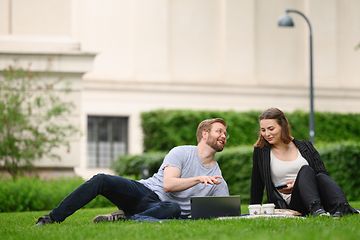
[190,195,241,219]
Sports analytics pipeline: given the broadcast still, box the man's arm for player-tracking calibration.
[163,166,222,192]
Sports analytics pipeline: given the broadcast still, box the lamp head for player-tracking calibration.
[278,14,294,27]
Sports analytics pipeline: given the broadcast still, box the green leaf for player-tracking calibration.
[0,66,79,179]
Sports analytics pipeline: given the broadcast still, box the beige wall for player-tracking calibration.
[2,0,359,88]
[73,0,360,88]
[77,0,360,154]
[0,0,72,35]
[1,0,360,176]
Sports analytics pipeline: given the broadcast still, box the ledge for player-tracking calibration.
[0,35,82,53]
[82,78,360,99]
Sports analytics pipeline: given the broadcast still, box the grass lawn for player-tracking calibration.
[1,203,359,240]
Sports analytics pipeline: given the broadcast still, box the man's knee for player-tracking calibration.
[89,173,109,183]
[162,201,181,218]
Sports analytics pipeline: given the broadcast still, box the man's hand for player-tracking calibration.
[163,166,223,192]
[197,175,222,185]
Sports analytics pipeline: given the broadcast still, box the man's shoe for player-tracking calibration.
[35,215,54,226]
[93,210,126,223]
[311,208,330,217]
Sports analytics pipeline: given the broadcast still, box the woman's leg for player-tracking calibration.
[315,173,346,212]
[49,174,152,222]
[289,165,325,215]
[316,173,358,216]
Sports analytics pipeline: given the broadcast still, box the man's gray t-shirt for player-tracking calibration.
[139,145,229,216]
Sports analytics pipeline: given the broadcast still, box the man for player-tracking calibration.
[36,118,229,225]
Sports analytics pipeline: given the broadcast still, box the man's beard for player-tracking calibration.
[206,135,225,152]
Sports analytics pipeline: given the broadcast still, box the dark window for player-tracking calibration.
[87,116,128,168]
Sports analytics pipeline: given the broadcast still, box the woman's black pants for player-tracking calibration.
[289,165,347,215]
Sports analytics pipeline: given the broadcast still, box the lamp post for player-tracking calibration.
[278,9,315,143]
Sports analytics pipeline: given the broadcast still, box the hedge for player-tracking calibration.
[321,142,360,200]
[141,110,360,152]
[0,177,113,212]
[113,141,360,202]
[1,142,358,212]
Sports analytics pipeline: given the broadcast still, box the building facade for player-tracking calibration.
[1,0,359,178]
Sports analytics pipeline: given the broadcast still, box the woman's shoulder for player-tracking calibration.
[253,146,262,151]
[253,145,270,153]
[293,139,311,146]
[293,139,317,152]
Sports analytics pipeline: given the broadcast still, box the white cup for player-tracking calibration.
[248,204,262,215]
[261,203,275,215]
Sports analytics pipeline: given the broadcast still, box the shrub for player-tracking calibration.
[216,146,253,201]
[141,110,259,152]
[320,141,360,200]
[113,141,360,202]
[112,152,167,179]
[0,67,78,179]
[4,142,357,213]
[141,110,360,152]
[0,177,112,212]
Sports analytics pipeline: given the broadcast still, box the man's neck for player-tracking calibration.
[197,143,216,167]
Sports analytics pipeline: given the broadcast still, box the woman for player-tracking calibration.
[250,108,358,217]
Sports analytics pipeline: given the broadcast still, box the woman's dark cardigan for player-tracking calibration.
[250,139,328,209]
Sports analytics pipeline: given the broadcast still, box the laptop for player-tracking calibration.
[190,195,241,219]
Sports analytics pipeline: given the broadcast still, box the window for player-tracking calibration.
[87,116,128,168]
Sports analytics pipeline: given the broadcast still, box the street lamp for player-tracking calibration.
[278,9,315,143]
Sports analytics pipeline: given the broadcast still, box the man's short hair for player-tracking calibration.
[196,118,227,143]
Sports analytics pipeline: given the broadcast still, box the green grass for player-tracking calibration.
[1,203,359,240]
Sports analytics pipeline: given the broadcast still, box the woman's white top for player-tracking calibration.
[270,149,309,204]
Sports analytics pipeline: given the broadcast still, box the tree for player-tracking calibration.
[0,66,78,179]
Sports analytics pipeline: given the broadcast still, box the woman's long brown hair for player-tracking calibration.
[254,108,292,148]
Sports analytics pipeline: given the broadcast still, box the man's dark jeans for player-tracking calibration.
[49,174,181,222]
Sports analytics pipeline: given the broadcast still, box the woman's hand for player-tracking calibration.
[278,180,295,194]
